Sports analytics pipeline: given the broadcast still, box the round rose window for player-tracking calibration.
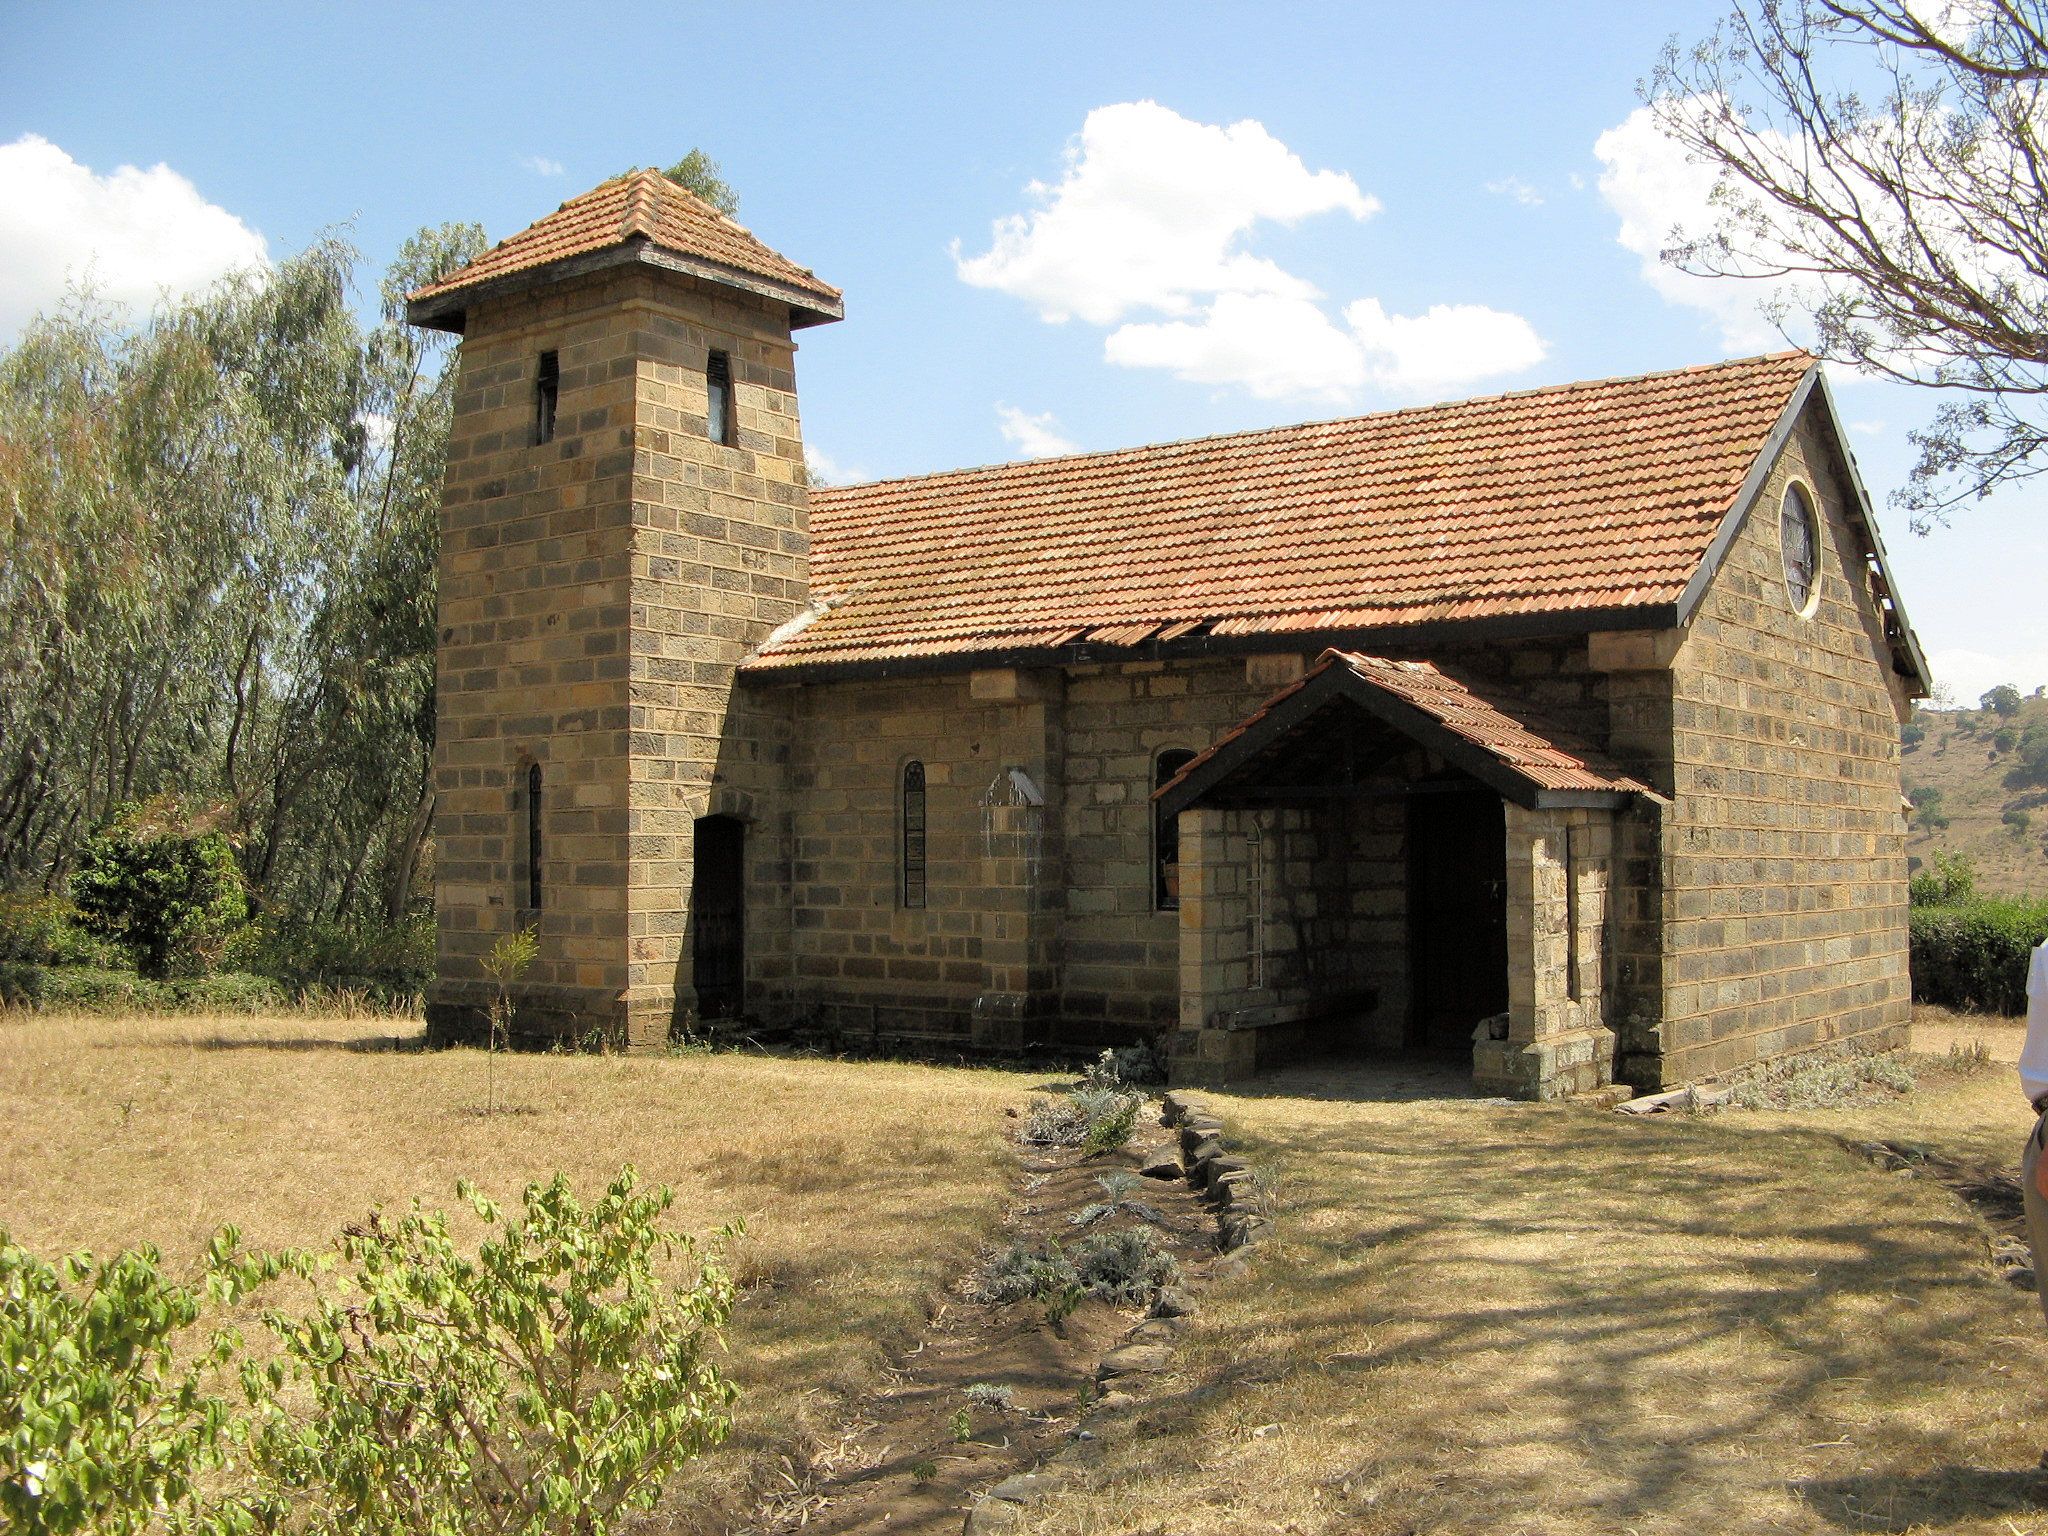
[1780,482,1819,615]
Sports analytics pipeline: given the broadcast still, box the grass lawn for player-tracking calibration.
[1028,1013,2048,1536]
[0,1010,1044,1532]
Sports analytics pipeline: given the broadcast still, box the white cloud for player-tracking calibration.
[1849,418,1887,437]
[959,102,1546,403]
[1485,176,1544,207]
[0,134,267,338]
[956,100,1375,327]
[1593,104,1798,350]
[995,404,1080,458]
[1105,291,1546,401]
[804,443,866,486]
[520,154,565,177]
[1343,298,1550,393]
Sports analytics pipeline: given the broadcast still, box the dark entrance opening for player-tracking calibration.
[691,815,745,1021]
[1406,787,1508,1052]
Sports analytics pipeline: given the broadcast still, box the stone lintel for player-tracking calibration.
[1244,652,1308,688]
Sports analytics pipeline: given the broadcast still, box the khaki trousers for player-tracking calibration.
[2025,1113,2048,1329]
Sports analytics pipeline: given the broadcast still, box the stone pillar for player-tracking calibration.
[1170,807,1258,1085]
[970,670,1063,1052]
[1473,804,1618,1100]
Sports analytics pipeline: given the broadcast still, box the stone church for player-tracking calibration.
[407,171,1931,1099]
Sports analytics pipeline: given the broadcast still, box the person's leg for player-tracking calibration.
[2023,1116,2048,1330]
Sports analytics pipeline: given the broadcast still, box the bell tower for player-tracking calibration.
[408,172,842,1047]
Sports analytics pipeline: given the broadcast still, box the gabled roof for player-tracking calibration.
[747,351,1924,690]
[407,171,842,331]
[1154,649,1654,816]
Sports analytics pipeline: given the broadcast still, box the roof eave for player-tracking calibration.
[739,600,1683,685]
[405,239,845,334]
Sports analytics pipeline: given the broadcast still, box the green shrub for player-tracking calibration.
[0,1229,285,1536]
[0,895,124,968]
[1910,895,2048,1014]
[0,964,282,1015]
[242,1169,738,1536]
[1909,850,1976,907]
[71,801,247,978]
[222,911,434,1001]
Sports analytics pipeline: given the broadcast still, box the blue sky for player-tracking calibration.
[3,0,2040,700]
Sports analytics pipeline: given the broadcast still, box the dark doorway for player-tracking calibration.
[1406,788,1508,1052]
[692,815,745,1021]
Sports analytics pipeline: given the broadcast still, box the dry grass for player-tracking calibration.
[0,1009,1043,1531]
[1024,1019,2048,1536]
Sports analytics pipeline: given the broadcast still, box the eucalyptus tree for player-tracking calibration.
[0,220,485,928]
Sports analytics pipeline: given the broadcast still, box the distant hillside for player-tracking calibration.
[1902,690,2048,897]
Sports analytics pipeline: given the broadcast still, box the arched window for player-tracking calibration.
[901,762,927,909]
[1154,748,1197,910]
[526,761,543,913]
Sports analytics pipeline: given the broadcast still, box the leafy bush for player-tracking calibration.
[71,801,247,978]
[0,964,284,1015]
[0,1229,284,1536]
[0,895,124,968]
[241,1168,737,1536]
[1910,895,2048,1014]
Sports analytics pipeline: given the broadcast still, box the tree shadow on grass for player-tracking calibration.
[1792,1467,2048,1531]
[1101,1103,2048,1533]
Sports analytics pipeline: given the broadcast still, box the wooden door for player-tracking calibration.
[1406,790,1508,1051]
[692,816,745,1021]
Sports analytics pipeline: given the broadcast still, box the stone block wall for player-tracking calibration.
[1609,411,1912,1086]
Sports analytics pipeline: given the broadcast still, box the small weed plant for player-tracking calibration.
[1022,1085,1143,1152]
[1723,1044,1917,1111]
[968,1228,1178,1317]
[962,1382,1015,1413]
[1084,1042,1167,1089]
[480,927,537,1113]
[1944,1037,1994,1076]
[1071,1171,1163,1228]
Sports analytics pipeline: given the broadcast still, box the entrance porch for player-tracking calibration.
[1155,651,1652,1101]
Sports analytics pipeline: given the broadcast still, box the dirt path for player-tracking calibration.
[741,1105,1223,1536]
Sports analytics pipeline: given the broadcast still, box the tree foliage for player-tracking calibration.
[660,149,739,216]
[1651,1,2048,523]
[0,221,486,929]
[1983,682,2024,716]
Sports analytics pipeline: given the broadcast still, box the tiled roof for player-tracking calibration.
[409,170,841,320]
[1156,649,1652,811]
[750,351,1815,673]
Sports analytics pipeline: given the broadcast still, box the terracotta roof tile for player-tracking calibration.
[1157,649,1652,807]
[750,352,1814,672]
[410,170,841,317]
